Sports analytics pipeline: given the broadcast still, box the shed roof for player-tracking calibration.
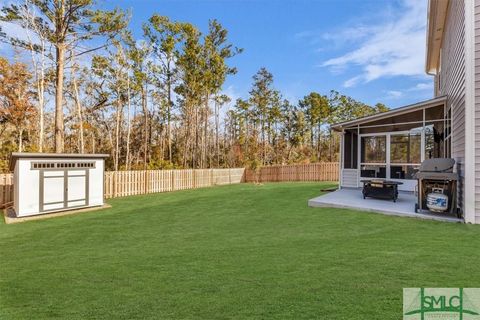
[9,153,109,171]
[331,96,447,131]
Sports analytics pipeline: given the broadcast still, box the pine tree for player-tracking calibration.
[1,0,127,152]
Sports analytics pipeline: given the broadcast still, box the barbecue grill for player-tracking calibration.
[414,158,460,217]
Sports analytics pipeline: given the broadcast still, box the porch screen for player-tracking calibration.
[343,131,358,169]
[361,136,386,163]
[360,136,386,178]
[390,131,421,180]
[390,133,421,163]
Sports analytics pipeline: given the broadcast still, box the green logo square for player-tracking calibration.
[404,288,480,319]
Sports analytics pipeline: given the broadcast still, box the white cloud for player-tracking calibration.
[408,82,433,91]
[320,0,427,87]
[386,90,403,99]
[296,25,374,47]
[321,25,376,47]
[380,81,433,101]
[343,76,362,88]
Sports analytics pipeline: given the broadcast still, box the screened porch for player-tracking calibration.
[333,96,450,192]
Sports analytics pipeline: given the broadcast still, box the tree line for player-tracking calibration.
[0,0,388,172]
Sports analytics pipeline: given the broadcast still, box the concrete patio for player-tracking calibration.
[308,188,463,223]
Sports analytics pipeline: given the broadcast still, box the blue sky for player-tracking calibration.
[2,0,434,109]
[109,0,433,109]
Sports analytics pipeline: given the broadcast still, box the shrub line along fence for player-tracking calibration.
[0,163,339,208]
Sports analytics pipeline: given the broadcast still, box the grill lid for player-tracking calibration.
[418,158,455,173]
[415,171,458,180]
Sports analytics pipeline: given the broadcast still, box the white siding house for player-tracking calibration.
[332,0,480,223]
[427,0,477,223]
[431,0,466,210]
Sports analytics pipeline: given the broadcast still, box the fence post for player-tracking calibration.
[144,170,148,194]
[193,169,197,188]
[113,171,117,198]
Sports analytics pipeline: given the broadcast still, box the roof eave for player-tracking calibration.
[331,95,447,131]
[9,153,110,171]
[425,0,449,75]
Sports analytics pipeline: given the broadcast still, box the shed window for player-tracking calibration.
[31,162,95,170]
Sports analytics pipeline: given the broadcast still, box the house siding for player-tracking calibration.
[341,169,358,188]
[474,0,480,221]
[435,0,466,212]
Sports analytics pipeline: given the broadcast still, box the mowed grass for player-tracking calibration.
[1,182,480,319]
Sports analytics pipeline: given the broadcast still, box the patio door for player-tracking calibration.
[389,131,422,191]
[359,131,422,192]
[359,134,387,179]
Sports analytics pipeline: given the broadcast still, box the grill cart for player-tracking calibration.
[414,158,460,217]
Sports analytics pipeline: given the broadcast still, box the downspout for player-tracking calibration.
[464,0,476,223]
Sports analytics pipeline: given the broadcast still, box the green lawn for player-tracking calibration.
[1,182,480,319]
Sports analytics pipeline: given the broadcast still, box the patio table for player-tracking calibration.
[360,180,403,202]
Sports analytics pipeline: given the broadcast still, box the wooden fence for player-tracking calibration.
[244,162,339,183]
[104,168,245,198]
[0,163,339,207]
[0,174,13,208]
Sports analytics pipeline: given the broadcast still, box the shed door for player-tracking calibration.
[41,170,66,212]
[67,170,88,208]
[40,169,89,212]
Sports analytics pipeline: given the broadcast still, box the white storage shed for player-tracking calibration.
[9,153,109,217]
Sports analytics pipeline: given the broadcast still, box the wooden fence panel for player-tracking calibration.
[244,162,339,183]
[0,174,13,207]
[212,169,229,185]
[102,168,246,199]
[230,168,245,183]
